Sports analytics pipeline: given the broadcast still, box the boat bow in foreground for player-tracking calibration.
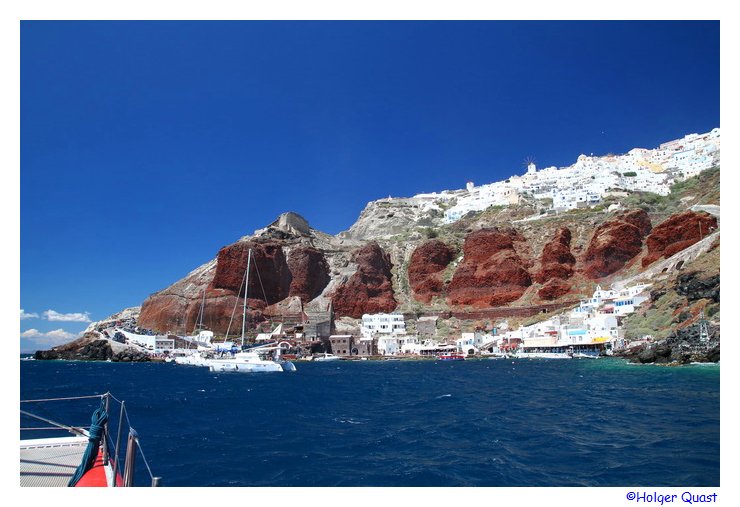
[20,392,159,487]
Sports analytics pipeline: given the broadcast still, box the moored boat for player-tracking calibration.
[172,350,213,366]
[436,352,466,361]
[313,353,341,362]
[207,248,296,374]
[571,349,601,359]
[514,351,572,359]
[208,346,293,372]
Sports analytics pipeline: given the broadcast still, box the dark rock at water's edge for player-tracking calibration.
[110,348,152,362]
[33,333,152,362]
[618,323,720,365]
[35,339,113,361]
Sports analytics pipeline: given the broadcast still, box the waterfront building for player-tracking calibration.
[456,332,488,355]
[328,334,354,356]
[361,313,411,355]
[376,333,420,355]
[401,339,456,356]
[115,329,176,353]
[496,282,650,356]
[361,313,406,338]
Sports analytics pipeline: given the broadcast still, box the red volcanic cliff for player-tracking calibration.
[537,278,572,301]
[408,240,455,303]
[212,240,292,304]
[534,227,576,300]
[138,293,194,335]
[535,226,576,282]
[286,246,331,302]
[642,211,718,267]
[137,273,266,336]
[138,239,333,334]
[331,242,397,318]
[582,209,652,279]
[447,228,532,307]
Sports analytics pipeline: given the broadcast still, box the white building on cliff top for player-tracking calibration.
[433,128,719,223]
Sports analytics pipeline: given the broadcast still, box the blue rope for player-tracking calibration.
[67,399,109,487]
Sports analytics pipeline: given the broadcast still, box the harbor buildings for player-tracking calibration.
[475,283,651,356]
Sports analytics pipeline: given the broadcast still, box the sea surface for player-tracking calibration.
[20,358,720,487]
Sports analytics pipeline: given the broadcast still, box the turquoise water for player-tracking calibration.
[20,358,719,487]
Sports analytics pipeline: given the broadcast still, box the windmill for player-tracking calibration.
[523,156,537,174]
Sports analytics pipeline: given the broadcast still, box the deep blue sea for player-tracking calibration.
[20,358,719,487]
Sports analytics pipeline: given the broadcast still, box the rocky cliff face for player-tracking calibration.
[132,203,719,335]
[447,228,532,307]
[212,240,292,303]
[581,209,652,279]
[330,242,398,318]
[287,246,331,302]
[642,211,718,267]
[137,258,218,334]
[408,240,456,303]
[534,227,576,300]
[138,213,340,334]
[342,197,447,240]
[536,226,576,282]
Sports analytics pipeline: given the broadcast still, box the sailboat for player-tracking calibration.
[170,289,216,366]
[208,248,296,373]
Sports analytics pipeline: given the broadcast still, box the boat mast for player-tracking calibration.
[199,287,206,330]
[241,249,252,348]
[193,288,206,335]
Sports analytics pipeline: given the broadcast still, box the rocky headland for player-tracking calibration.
[34,332,152,362]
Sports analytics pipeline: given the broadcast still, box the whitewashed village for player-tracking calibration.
[87,281,657,362]
[74,128,721,365]
[410,128,720,224]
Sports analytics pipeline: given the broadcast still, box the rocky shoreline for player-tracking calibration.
[33,336,720,365]
[33,333,153,362]
[616,325,720,365]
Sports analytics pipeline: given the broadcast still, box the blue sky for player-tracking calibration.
[19,21,720,352]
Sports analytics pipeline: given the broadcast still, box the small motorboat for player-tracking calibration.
[436,352,466,361]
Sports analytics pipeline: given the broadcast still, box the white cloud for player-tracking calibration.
[21,328,79,347]
[43,310,92,323]
[20,309,39,320]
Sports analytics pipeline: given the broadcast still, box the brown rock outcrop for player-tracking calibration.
[447,228,532,307]
[139,288,268,336]
[139,293,192,334]
[212,241,292,304]
[642,211,718,267]
[535,227,576,283]
[331,242,397,318]
[286,246,331,301]
[537,278,572,300]
[139,240,332,335]
[408,240,455,303]
[582,209,652,279]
